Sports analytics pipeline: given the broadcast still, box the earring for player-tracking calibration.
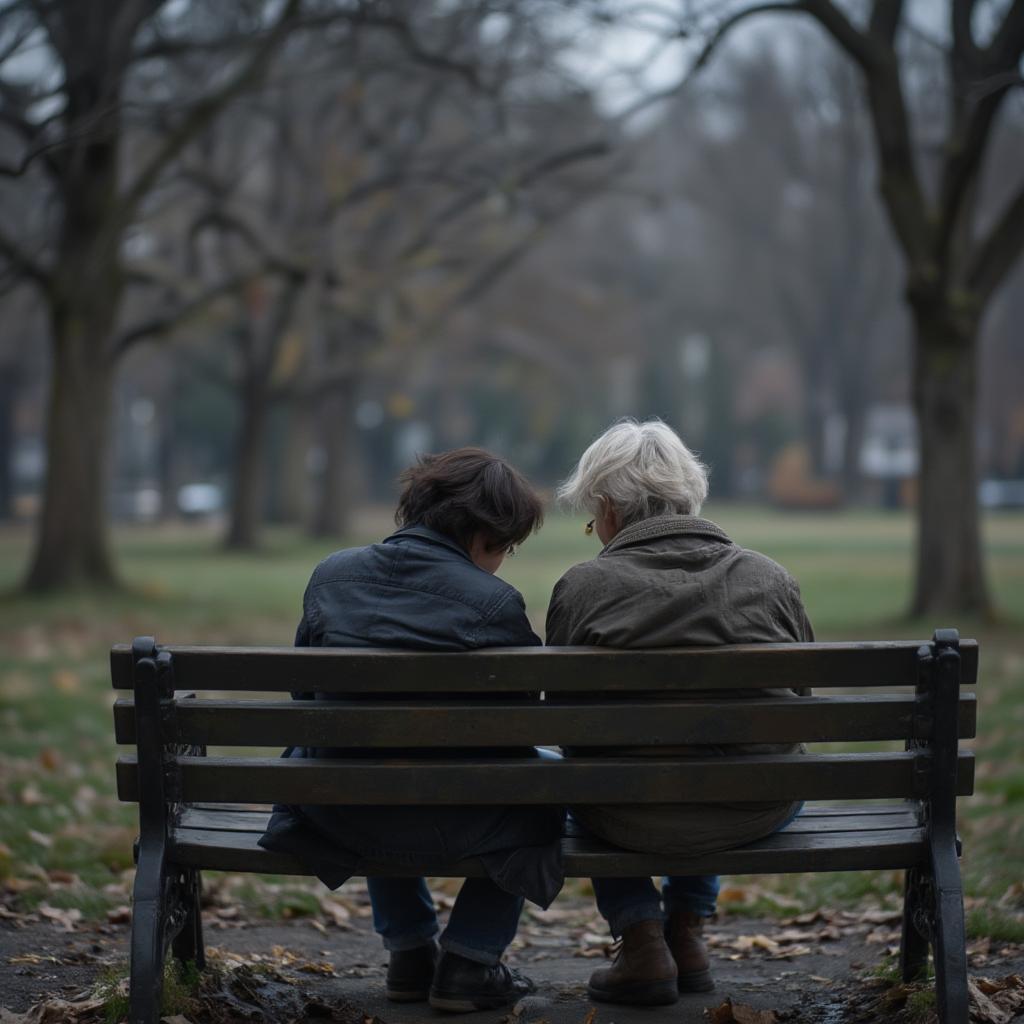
[585,520,595,536]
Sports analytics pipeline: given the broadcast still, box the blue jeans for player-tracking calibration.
[592,802,804,937]
[593,875,720,937]
[367,877,523,965]
[365,747,563,963]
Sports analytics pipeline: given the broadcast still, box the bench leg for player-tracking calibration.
[899,866,931,982]
[931,828,968,1024]
[129,849,168,1024]
[171,869,206,971]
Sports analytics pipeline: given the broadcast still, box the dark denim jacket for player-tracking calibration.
[296,524,542,654]
[258,525,565,907]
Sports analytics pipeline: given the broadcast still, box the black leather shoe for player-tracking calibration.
[386,940,439,1002]
[429,950,535,1013]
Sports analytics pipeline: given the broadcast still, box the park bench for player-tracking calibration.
[111,629,976,1024]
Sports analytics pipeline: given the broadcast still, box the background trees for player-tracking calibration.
[693,0,1024,615]
[2,0,1023,618]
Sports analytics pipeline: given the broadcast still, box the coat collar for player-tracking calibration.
[600,514,732,555]
[384,523,473,562]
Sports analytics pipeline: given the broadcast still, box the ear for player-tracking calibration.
[606,502,621,535]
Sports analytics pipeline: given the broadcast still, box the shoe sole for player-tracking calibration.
[587,978,679,1006]
[677,968,715,993]
[429,992,524,1013]
[386,987,430,1003]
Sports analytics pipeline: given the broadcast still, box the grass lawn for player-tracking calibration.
[0,505,1021,938]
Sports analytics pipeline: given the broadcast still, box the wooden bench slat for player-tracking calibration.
[112,693,977,747]
[176,804,920,836]
[180,800,909,818]
[109,640,979,693]
[117,751,975,805]
[168,823,928,877]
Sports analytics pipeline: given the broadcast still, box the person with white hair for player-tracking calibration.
[547,418,813,1007]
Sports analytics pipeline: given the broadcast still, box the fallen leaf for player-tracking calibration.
[37,904,81,931]
[0,995,104,1022]
[321,898,352,928]
[52,669,81,693]
[38,748,62,772]
[20,785,45,807]
[27,829,52,848]
[7,953,61,966]
[107,905,131,924]
[298,960,336,975]
[773,929,818,944]
[705,997,779,1023]
[853,909,901,925]
[717,887,750,904]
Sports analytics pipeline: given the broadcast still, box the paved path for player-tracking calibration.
[2,904,1021,1021]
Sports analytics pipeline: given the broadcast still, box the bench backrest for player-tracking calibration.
[112,633,976,810]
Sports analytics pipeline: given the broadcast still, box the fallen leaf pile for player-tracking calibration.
[968,975,1024,1024]
[802,968,1024,1024]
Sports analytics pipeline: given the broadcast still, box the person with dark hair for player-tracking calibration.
[259,448,561,1013]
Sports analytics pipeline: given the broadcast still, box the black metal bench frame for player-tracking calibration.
[111,629,976,1024]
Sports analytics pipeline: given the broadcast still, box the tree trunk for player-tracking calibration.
[24,306,119,590]
[21,29,126,591]
[0,360,19,520]
[311,377,356,539]
[224,378,269,550]
[277,401,313,526]
[909,310,991,616]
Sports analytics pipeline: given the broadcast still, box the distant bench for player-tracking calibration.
[111,630,976,1024]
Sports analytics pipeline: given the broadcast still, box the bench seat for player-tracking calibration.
[171,803,928,877]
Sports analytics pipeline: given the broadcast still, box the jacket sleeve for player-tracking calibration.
[291,606,315,701]
[480,589,542,647]
[784,578,815,643]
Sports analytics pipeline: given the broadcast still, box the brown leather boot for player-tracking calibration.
[666,911,714,992]
[587,920,678,1006]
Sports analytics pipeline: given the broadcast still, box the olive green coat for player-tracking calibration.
[545,514,813,856]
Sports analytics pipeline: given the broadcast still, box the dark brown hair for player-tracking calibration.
[395,447,543,553]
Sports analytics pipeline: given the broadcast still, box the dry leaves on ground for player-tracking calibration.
[969,974,1024,1024]
[0,945,383,1024]
[705,997,780,1023]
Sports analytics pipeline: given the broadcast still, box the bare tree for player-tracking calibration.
[0,0,306,589]
[692,0,1024,615]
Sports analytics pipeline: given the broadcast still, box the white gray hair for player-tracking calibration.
[557,418,709,526]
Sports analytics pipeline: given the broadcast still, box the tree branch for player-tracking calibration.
[868,0,904,44]
[0,132,71,178]
[109,271,256,361]
[189,206,319,282]
[348,8,486,93]
[120,0,301,222]
[802,0,877,68]
[399,139,610,260]
[985,0,1024,68]
[951,0,980,64]
[936,78,1015,274]
[0,219,50,290]
[616,0,876,127]
[966,177,1024,304]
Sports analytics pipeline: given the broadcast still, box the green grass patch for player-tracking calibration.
[94,957,201,1024]
[967,906,1024,943]
[1,507,1022,933]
